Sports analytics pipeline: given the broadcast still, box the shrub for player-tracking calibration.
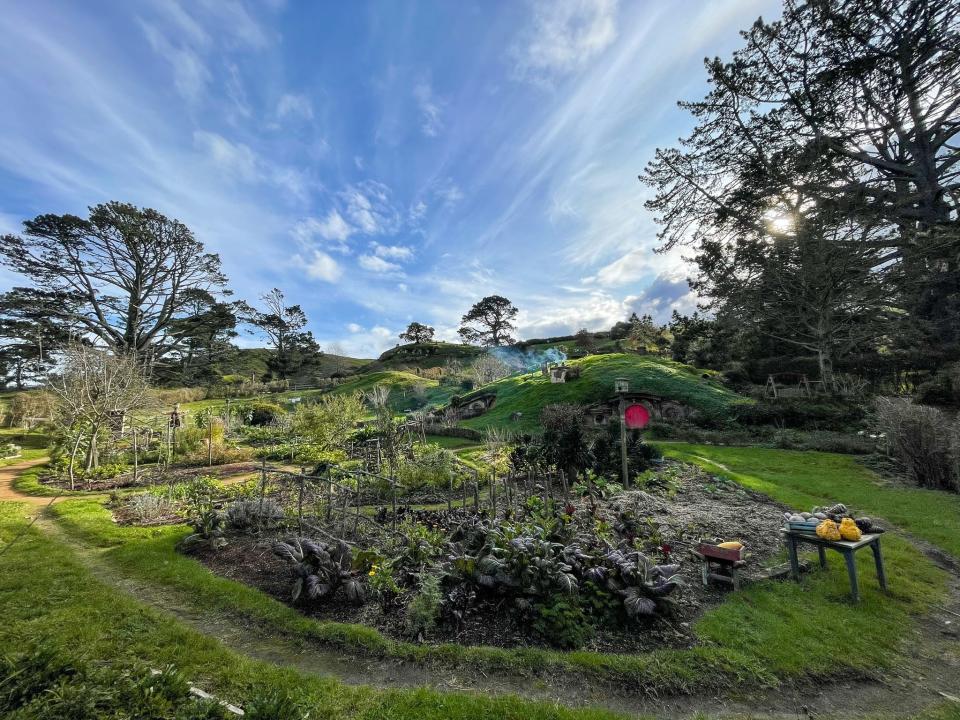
[916,363,960,407]
[734,398,865,430]
[532,596,593,649]
[152,387,208,405]
[1,442,22,459]
[874,397,960,492]
[224,498,284,532]
[405,572,442,638]
[241,401,286,426]
[272,537,366,603]
[180,476,227,549]
[395,445,459,493]
[127,492,174,523]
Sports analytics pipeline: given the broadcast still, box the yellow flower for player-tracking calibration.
[368,570,376,576]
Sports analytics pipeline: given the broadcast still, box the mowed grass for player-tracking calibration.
[461,354,746,434]
[658,443,960,558]
[0,502,625,720]
[0,427,49,467]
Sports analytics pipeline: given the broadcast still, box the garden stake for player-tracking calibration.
[297,471,305,535]
[447,473,453,513]
[258,458,267,532]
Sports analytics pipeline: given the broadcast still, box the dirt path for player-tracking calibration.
[0,457,56,506]
[6,459,959,718]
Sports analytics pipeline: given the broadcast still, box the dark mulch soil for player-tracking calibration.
[187,461,793,654]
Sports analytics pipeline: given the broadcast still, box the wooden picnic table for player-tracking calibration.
[781,529,887,603]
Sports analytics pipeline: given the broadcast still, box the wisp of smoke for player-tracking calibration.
[489,346,567,373]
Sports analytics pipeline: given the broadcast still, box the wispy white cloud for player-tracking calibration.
[373,243,414,261]
[341,181,400,236]
[413,80,444,137]
[276,93,313,121]
[141,20,212,102]
[193,130,258,180]
[301,249,342,282]
[514,0,619,83]
[358,254,402,274]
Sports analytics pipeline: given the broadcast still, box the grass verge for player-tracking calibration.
[658,443,960,558]
[0,502,625,720]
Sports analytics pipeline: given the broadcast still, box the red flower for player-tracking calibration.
[564,504,576,516]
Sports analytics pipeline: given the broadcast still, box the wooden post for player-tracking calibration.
[355,478,362,535]
[490,472,497,516]
[560,470,569,504]
[463,476,468,509]
[473,478,480,509]
[391,475,397,531]
[133,427,139,483]
[447,472,453,513]
[619,397,630,489]
[297,470,305,535]
[207,415,214,467]
[258,458,267,531]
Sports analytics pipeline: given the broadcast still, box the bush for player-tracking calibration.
[734,398,865,431]
[405,572,442,638]
[874,397,960,492]
[532,596,593,649]
[152,387,208,405]
[916,363,960,407]
[225,498,284,532]
[127,492,174,523]
[241,401,286,426]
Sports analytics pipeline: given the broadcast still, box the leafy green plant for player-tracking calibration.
[532,596,593,649]
[272,537,366,603]
[224,498,284,532]
[180,476,226,549]
[405,572,443,638]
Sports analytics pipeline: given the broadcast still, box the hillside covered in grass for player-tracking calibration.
[364,341,483,373]
[325,370,458,412]
[459,353,747,433]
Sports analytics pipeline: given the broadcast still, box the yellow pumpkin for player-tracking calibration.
[816,519,841,541]
[839,517,862,541]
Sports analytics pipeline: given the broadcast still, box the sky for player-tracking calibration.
[0,0,781,359]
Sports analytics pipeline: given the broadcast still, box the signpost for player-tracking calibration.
[614,378,652,489]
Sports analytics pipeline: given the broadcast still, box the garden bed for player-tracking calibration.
[185,460,792,653]
[40,460,262,492]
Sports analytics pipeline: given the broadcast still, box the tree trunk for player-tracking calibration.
[84,426,100,472]
[68,430,83,491]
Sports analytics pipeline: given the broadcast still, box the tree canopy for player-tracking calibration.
[458,295,519,346]
[0,202,228,362]
[399,322,435,344]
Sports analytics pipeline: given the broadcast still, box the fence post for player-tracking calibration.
[391,475,397,532]
[258,458,267,532]
[297,470,305,535]
[326,469,332,521]
[207,415,213,467]
[490,472,497,516]
[447,472,453,513]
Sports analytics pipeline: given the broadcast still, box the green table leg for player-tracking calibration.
[871,540,887,591]
[787,536,801,581]
[843,550,860,603]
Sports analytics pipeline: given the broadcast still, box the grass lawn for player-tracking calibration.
[658,443,960,558]
[461,354,746,434]
[0,427,49,467]
[0,502,624,720]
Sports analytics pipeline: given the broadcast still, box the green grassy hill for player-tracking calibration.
[458,353,746,433]
[324,370,458,412]
[365,342,482,373]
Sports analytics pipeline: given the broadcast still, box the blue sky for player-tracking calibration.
[0,0,780,358]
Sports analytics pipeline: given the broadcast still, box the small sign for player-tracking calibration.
[624,403,650,429]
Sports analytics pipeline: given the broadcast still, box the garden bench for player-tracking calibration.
[781,529,887,603]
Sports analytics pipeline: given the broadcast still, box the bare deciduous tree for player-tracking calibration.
[48,344,150,488]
